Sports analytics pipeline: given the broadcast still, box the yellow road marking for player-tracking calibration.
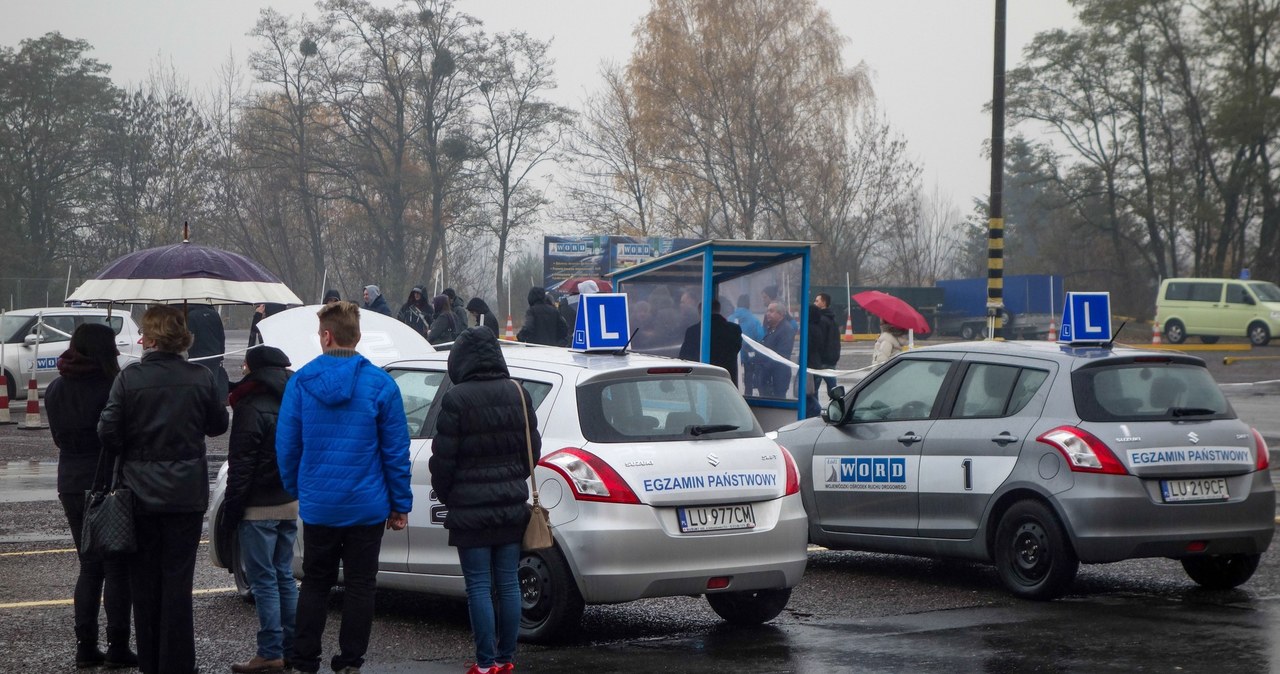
[0,540,210,558]
[0,587,235,610]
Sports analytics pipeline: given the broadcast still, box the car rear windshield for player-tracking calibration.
[577,375,762,442]
[1072,363,1232,422]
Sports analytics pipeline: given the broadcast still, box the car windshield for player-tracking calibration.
[1072,363,1232,422]
[1248,281,1280,302]
[1,315,31,344]
[578,375,762,442]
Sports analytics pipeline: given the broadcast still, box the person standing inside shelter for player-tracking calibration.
[362,285,392,316]
[222,345,298,674]
[276,301,412,674]
[98,305,229,674]
[730,293,765,395]
[47,323,136,669]
[517,287,568,346]
[760,302,797,398]
[429,327,540,674]
[678,298,744,386]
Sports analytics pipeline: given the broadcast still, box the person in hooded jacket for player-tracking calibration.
[466,297,500,335]
[397,286,432,338]
[444,288,469,332]
[516,287,568,346]
[429,327,540,674]
[362,284,392,316]
[428,294,460,344]
[222,345,298,674]
[276,301,412,674]
[46,323,136,669]
[98,305,229,674]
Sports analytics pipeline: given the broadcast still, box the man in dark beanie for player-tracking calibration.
[224,345,298,673]
[323,289,341,305]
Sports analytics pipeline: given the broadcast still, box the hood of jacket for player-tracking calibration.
[466,297,492,314]
[527,287,547,307]
[228,366,291,408]
[448,326,509,384]
[293,352,366,405]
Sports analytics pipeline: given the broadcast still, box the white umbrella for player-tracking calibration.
[257,305,435,369]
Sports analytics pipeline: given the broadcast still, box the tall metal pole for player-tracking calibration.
[987,0,1007,339]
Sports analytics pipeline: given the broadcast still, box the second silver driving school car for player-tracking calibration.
[774,340,1274,600]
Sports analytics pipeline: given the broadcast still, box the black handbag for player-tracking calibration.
[81,456,136,559]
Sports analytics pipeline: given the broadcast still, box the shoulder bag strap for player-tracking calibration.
[512,379,538,503]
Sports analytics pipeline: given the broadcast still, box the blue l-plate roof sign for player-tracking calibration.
[1058,292,1111,343]
[571,293,630,351]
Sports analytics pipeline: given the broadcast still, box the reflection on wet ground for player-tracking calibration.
[0,461,58,504]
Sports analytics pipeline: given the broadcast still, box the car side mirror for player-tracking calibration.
[825,397,846,424]
[827,385,845,400]
[23,334,41,347]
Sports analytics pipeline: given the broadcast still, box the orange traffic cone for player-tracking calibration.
[0,371,13,425]
[1047,319,1057,341]
[1151,319,1162,345]
[504,314,515,341]
[19,375,44,430]
[841,313,854,342]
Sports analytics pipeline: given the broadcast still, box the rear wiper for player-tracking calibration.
[689,424,738,436]
[1169,407,1218,417]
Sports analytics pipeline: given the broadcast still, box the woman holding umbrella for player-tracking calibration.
[871,324,909,367]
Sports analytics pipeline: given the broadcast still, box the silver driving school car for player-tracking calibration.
[775,340,1274,600]
[211,342,808,642]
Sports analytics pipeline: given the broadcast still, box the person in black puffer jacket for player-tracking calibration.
[516,287,567,346]
[46,323,136,668]
[98,305,229,674]
[222,346,298,674]
[429,327,540,674]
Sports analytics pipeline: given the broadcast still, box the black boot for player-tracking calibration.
[104,628,138,669]
[76,640,105,668]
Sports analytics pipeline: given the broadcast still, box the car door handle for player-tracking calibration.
[897,433,922,445]
[990,432,1020,446]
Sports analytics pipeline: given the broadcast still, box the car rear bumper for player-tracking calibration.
[556,494,809,603]
[1056,471,1276,563]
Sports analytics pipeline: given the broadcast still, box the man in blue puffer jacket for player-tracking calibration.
[276,301,412,674]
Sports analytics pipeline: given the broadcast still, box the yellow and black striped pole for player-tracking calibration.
[987,0,1007,339]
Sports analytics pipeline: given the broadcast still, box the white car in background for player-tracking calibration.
[209,335,808,642]
[0,306,143,399]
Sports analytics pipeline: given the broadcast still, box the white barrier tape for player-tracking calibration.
[741,335,875,380]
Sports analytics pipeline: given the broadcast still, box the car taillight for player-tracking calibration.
[1036,426,1129,475]
[1253,428,1270,471]
[541,448,641,504]
[778,445,800,496]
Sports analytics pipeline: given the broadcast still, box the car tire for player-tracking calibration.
[993,500,1078,600]
[1163,319,1187,345]
[706,587,791,625]
[1181,553,1260,590]
[1247,321,1270,347]
[518,546,584,644]
[1198,335,1220,344]
[960,324,979,341]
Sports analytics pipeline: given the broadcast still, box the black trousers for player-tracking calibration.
[292,522,384,673]
[130,510,203,674]
[59,493,132,646]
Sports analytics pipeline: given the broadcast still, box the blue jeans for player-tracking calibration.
[458,543,521,667]
[239,519,299,660]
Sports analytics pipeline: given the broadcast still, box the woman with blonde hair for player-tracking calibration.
[98,305,229,674]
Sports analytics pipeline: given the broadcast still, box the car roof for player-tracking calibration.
[907,339,1207,369]
[386,341,730,378]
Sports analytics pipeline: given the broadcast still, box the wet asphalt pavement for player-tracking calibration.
[1,335,1278,672]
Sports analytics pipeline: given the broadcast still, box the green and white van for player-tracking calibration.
[1156,278,1280,346]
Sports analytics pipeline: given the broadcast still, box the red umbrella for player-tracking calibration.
[552,277,613,294]
[852,290,930,334]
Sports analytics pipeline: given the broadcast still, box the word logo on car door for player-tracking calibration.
[818,456,913,491]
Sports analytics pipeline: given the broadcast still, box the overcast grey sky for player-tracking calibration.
[3,0,1076,213]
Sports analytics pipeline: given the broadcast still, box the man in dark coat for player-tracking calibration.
[678,298,744,386]
[466,297,500,335]
[361,285,392,316]
[517,287,568,346]
[428,327,538,674]
[759,302,797,398]
[184,303,229,403]
[808,292,841,394]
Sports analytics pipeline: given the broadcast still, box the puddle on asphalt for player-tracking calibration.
[0,461,59,503]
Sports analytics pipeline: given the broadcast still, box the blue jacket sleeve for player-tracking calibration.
[275,376,303,499]
[377,377,413,514]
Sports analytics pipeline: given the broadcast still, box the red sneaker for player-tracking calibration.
[495,665,515,673]
[464,665,496,674]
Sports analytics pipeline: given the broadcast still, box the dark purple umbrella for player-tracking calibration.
[67,241,302,305]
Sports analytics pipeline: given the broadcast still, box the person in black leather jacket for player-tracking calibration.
[97,305,229,674]
[222,346,298,674]
[516,287,567,346]
[429,326,540,674]
[46,323,136,668]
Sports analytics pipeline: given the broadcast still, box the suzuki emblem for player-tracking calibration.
[1187,431,1200,445]
[706,453,721,467]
